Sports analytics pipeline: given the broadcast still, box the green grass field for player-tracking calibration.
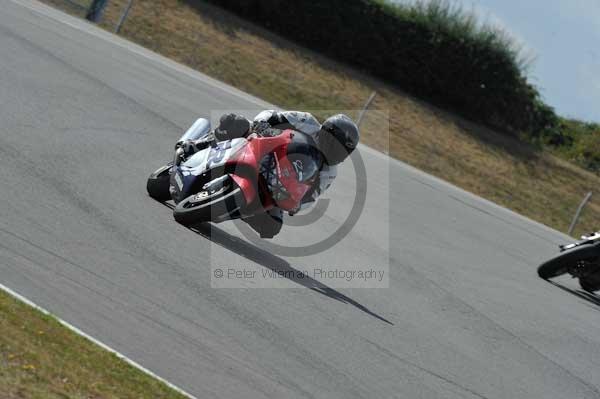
[0,287,187,398]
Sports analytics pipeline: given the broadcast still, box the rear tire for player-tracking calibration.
[173,178,246,226]
[537,244,600,279]
[147,164,172,202]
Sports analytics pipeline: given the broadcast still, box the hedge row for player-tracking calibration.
[546,119,600,173]
[196,0,557,137]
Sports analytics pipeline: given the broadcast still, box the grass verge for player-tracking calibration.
[0,288,187,399]
[41,0,600,237]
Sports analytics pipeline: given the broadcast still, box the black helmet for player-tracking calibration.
[319,114,360,165]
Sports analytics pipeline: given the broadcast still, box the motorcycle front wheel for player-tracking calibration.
[537,243,600,279]
[173,177,245,225]
[146,164,172,202]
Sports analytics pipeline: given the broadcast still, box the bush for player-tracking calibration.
[197,0,556,136]
[549,119,600,172]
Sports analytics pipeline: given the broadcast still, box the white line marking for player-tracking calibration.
[0,282,198,399]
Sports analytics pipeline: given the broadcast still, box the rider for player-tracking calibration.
[180,111,359,238]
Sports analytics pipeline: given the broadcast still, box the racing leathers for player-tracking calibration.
[251,110,337,206]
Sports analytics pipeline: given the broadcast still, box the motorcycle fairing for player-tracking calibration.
[170,138,247,203]
[171,129,316,213]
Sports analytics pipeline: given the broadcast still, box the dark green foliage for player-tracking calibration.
[549,119,600,173]
[197,0,556,136]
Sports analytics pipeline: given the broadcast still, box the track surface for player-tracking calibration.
[1,1,600,398]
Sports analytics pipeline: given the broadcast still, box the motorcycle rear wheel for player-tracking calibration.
[173,178,245,225]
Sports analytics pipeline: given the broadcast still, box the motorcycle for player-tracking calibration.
[146,118,321,226]
[537,232,600,292]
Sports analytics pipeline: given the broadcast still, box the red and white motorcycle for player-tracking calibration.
[146,118,321,225]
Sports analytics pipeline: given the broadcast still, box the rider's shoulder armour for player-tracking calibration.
[281,111,321,136]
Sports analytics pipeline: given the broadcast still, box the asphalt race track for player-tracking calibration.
[1,1,599,398]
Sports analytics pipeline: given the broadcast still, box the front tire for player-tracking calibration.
[173,178,245,225]
[537,243,600,279]
[147,164,172,202]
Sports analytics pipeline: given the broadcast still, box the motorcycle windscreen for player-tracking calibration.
[178,118,211,142]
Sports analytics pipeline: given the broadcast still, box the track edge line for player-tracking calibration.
[0,282,198,399]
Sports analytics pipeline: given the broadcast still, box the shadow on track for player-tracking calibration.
[191,223,394,325]
[546,280,600,309]
[160,202,392,324]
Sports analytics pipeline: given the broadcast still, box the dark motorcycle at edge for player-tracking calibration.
[538,232,600,292]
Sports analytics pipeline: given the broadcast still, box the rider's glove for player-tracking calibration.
[180,140,198,157]
[251,120,272,136]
